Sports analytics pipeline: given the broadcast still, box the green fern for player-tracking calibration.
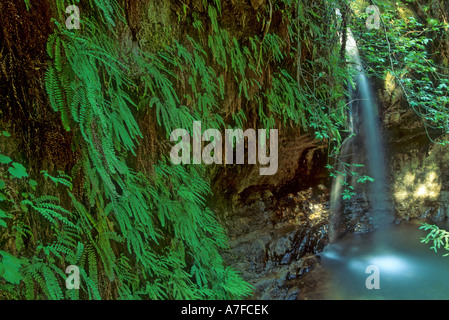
[2,0,353,301]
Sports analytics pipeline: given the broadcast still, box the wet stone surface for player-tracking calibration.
[215,186,331,299]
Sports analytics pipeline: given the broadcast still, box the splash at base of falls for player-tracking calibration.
[299,221,449,300]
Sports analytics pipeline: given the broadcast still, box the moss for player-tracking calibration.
[137,0,180,52]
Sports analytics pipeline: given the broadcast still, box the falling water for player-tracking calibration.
[352,36,394,228]
[329,29,394,242]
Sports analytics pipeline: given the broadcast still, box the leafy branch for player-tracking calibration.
[420,223,449,256]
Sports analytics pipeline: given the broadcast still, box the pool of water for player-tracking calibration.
[304,220,449,300]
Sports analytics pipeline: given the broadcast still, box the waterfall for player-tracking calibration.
[329,28,394,242]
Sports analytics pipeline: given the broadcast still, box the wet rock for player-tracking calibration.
[210,128,327,197]
[295,262,333,300]
[212,186,330,299]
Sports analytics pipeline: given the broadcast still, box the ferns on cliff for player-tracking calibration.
[1,0,352,300]
[1,0,252,300]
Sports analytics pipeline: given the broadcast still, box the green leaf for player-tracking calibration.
[8,163,28,179]
[2,131,11,137]
[28,179,38,191]
[0,210,9,218]
[0,209,9,228]
[0,154,12,164]
[0,251,24,284]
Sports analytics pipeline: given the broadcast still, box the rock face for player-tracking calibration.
[379,0,449,224]
[210,128,327,197]
[384,111,449,222]
[211,183,330,299]
[380,61,449,222]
